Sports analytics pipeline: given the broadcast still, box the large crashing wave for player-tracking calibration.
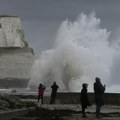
[29,12,120,92]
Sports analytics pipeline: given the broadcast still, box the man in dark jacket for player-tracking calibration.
[94,77,105,118]
[80,83,91,118]
[50,81,59,104]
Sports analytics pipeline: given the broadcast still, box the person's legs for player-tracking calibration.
[96,105,101,118]
[52,96,55,104]
[50,95,56,104]
[38,95,40,103]
[50,95,53,104]
[41,96,43,104]
[82,106,86,118]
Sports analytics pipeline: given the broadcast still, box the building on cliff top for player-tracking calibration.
[0,16,34,88]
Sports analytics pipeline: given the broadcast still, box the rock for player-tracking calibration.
[0,16,34,88]
[0,16,27,47]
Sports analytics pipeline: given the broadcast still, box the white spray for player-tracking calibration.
[29,12,120,92]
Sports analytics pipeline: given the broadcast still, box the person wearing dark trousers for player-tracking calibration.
[94,77,105,119]
[50,81,59,104]
[80,83,91,118]
[38,83,46,104]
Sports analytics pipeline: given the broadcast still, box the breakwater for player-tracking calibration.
[16,92,120,106]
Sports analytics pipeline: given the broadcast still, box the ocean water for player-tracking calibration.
[29,12,120,93]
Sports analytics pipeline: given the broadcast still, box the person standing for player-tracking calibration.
[50,81,59,104]
[80,83,91,118]
[38,83,46,104]
[94,77,105,119]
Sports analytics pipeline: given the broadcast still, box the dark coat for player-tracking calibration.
[51,84,59,96]
[94,81,105,106]
[80,87,90,108]
[50,83,59,104]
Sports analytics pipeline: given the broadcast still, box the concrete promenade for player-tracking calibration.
[0,90,119,119]
[0,105,119,120]
[36,104,120,120]
[38,104,120,113]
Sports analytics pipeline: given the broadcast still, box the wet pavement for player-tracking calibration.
[11,105,120,120]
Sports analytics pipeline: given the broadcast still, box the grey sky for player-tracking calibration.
[0,0,120,54]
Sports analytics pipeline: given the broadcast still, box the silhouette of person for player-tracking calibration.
[94,77,105,118]
[38,83,46,104]
[50,81,59,104]
[80,83,91,118]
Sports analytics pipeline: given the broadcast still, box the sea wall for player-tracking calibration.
[56,93,120,105]
[0,47,34,88]
[15,92,120,105]
[55,92,120,105]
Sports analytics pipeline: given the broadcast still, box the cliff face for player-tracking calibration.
[0,16,28,47]
[0,16,34,88]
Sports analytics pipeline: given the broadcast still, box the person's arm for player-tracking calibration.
[43,85,46,89]
[100,84,105,93]
[93,83,96,92]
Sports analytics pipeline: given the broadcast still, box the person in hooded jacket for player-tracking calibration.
[80,83,91,118]
[38,83,46,104]
[50,81,59,104]
[94,77,105,118]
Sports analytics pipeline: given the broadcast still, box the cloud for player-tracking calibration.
[1,0,120,54]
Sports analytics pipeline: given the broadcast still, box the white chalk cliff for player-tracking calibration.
[0,16,28,47]
[0,16,34,88]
